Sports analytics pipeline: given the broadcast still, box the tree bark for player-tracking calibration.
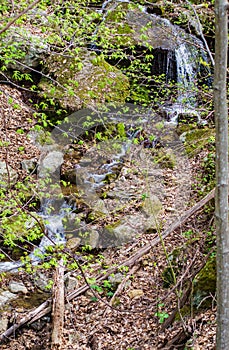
[51,258,65,350]
[214,1,229,348]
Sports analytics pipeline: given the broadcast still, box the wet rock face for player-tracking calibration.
[150,49,177,82]
[159,103,201,124]
[126,10,181,50]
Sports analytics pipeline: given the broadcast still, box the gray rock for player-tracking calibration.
[102,194,162,247]
[34,272,51,292]
[103,215,140,247]
[0,161,18,188]
[38,150,64,178]
[82,230,100,249]
[66,237,81,252]
[108,273,123,286]
[65,275,79,292]
[2,27,49,71]
[0,314,8,333]
[0,291,17,308]
[126,10,180,50]
[21,159,37,173]
[141,194,162,216]
[9,281,28,294]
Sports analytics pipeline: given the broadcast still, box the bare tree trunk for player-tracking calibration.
[214,1,229,348]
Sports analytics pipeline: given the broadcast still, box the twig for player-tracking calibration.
[185,0,215,66]
[0,0,41,35]
[103,265,139,316]
[0,188,215,342]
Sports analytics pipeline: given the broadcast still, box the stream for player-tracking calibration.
[0,3,211,274]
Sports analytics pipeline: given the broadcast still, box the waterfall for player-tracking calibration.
[175,42,198,105]
[0,205,68,274]
[0,6,208,273]
[152,21,210,124]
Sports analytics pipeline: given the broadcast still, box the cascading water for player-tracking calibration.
[175,42,198,105]
[0,2,209,273]
[144,13,210,124]
[0,203,68,273]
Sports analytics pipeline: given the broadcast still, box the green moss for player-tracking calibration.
[175,305,191,321]
[153,149,176,169]
[105,221,121,232]
[162,247,184,287]
[192,256,216,309]
[181,128,215,157]
[39,50,129,110]
[99,3,136,46]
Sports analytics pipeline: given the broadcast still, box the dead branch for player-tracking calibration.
[0,188,215,343]
[51,258,65,350]
[160,254,210,331]
[0,0,41,35]
[0,299,52,342]
[103,265,140,316]
[185,0,215,66]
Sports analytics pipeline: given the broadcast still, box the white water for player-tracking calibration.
[175,42,197,105]
[0,203,68,274]
[0,5,209,273]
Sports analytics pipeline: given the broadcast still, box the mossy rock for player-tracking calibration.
[162,247,186,287]
[101,3,135,46]
[153,148,176,169]
[192,255,216,309]
[181,127,215,158]
[39,49,129,110]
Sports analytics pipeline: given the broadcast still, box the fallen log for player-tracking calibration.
[0,188,215,343]
[51,258,65,350]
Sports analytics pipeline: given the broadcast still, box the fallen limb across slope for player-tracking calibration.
[0,188,215,343]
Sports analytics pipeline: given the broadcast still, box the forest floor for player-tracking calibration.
[0,85,216,350]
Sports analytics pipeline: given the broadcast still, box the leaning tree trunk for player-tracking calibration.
[214,0,229,349]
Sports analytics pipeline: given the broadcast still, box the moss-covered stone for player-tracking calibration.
[180,127,215,157]
[102,3,135,46]
[153,148,176,169]
[39,49,129,110]
[162,247,185,287]
[192,255,216,309]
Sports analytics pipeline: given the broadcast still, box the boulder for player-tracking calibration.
[39,49,129,110]
[0,291,17,308]
[38,150,64,178]
[9,281,28,294]
[0,161,18,188]
[66,237,81,252]
[1,27,48,71]
[21,158,37,173]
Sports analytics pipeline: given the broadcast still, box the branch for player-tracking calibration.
[185,0,215,66]
[0,0,41,35]
[0,188,215,343]
[51,258,65,350]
